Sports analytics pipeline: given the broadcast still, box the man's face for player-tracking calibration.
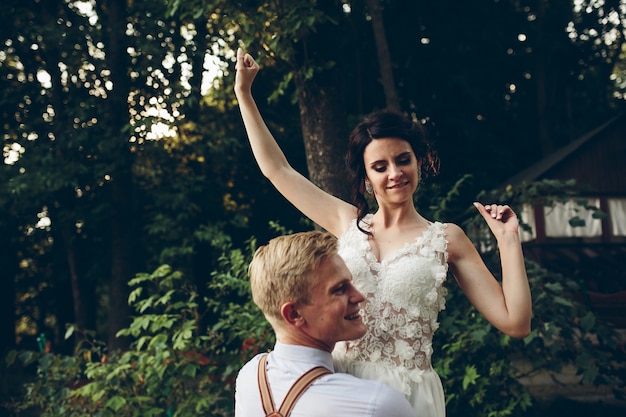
[297,254,366,351]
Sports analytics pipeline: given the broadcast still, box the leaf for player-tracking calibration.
[64,325,75,341]
[553,296,573,307]
[105,395,127,411]
[523,329,538,345]
[128,287,143,304]
[156,289,176,306]
[579,312,596,333]
[591,210,607,219]
[4,350,19,366]
[106,364,132,382]
[543,282,563,292]
[470,328,489,343]
[568,216,586,227]
[182,363,198,377]
[462,365,480,390]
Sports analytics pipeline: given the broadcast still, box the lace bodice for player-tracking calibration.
[334,215,448,372]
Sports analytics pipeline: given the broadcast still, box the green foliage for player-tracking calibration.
[7,177,626,417]
[435,285,534,417]
[203,230,274,381]
[437,253,625,417]
[0,0,267,351]
[4,0,626,414]
[7,233,271,416]
[167,0,343,102]
[416,173,476,221]
[433,179,625,417]
[520,261,624,389]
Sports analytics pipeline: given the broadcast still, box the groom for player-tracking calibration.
[234,230,416,417]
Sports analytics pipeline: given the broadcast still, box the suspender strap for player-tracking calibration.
[257,353,332,417]
[278,365,331,417]
[258,354,276,415]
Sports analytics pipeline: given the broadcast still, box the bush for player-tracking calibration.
[6,234,271,417]
[7,180,625,417]
[432,179,626,417]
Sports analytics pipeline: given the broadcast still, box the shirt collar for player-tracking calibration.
[273,341,335,372]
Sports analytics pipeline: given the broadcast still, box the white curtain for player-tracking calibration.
[519,204,537,242]
[544,198,602,238]
[609,198,626,236]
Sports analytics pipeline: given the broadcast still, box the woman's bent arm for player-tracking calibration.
[448,203,532,338]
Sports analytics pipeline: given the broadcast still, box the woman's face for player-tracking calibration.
[362,137,420,204]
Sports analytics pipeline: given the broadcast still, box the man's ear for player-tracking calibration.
[280,302,305,327]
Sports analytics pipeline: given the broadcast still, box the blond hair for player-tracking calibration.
[249,231,338,324]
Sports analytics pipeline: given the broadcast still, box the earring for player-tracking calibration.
[365,181,373,194]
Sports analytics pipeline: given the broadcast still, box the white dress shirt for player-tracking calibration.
[235,341,416,417]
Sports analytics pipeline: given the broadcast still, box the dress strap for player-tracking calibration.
[257,353,332,417]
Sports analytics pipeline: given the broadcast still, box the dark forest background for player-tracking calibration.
[1,1,625,416]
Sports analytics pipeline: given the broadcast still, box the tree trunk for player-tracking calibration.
[0,221,17,353]
[60,223,96,333]
[34,0,97,348]
[365,0,401,113]
[534,0,554,156]
[99,0,135,351]
[108,168,134,350]
[293,0,351,205]
[297,80,351,204]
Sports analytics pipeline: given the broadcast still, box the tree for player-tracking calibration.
[169,0,364,204]
[3,0,625,382]
[1,0,107,351]
[365,0,401,113]
[170,0,626,207]
[0,0,256,352]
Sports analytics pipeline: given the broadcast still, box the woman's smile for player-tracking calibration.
[386,180,410,190]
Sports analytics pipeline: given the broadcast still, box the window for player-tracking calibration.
[608,198,626,237]
[544,198,602,238]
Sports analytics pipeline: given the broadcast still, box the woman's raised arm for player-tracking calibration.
[234,48,355,236]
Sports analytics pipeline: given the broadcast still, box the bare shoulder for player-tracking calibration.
[443,222,475,263]
[443,222,467,241]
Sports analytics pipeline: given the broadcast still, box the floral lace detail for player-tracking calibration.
[334,215,448,373]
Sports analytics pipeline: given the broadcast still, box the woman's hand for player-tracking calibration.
[473,202,520,239]
[235,47,259,95]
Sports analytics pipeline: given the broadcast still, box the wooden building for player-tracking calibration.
[502,115,626,327]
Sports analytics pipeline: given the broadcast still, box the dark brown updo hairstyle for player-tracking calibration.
[345,111,439,235]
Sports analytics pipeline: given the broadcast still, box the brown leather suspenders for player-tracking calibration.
[257,353,332,417]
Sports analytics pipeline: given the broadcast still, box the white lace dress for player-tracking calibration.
[333,215,449,417]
